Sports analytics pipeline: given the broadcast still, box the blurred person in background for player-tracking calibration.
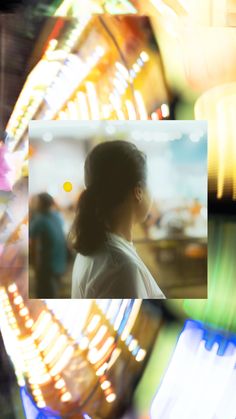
[70,140,166,299]
[29,193,67,298]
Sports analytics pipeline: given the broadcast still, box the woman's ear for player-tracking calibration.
[134,184,143,203]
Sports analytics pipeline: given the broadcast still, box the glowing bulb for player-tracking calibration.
[87,315,101,333]
[136,349,146,362]
[54,378,66,389]
[32,389,42,397]
[161,104,170,118]
[25,319,34,329]
[101,380,111,390]
[79,336,89,350]
[129,339,138,352]
[19,307,29,317]
[151,112,159,120]
[106,393,116,403]
[115,62,129,80]
[60,392,72,402]
[48,39,58,50]
[36,400,46,408]
[140,51,149,62]
[8,284,17,293]
[13,296,23,305]
[133,63,141,73]
[96,362,108,376]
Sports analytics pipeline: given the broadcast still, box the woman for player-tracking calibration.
[71,140,166,299]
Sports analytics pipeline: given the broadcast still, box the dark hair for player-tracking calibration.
[70,140,147,256]
[37,193,55,213]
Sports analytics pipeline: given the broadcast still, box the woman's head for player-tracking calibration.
[70,140,151,255]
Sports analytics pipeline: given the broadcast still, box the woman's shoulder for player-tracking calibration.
[106,245,139,271]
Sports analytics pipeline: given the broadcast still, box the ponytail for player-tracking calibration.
[70,189,106,256]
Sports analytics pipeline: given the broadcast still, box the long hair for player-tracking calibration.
[70,140,147,256]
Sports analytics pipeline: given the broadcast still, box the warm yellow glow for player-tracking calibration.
[195,83,236,200]
[149,0,233,26]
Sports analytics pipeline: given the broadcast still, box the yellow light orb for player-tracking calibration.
[63,181,73,192]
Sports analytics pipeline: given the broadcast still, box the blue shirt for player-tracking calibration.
[30,211,67,274]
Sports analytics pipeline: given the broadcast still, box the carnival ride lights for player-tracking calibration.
[0,291,159,417]
[195,83,236,202]
[57,50,152,122]
[150,319,236,419]
[6,14,166,150]
[6,16,92,151]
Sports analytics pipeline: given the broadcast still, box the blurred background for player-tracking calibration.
[0,1,236,418]
[29,120,207,299]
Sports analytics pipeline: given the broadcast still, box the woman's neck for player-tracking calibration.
[108,213,133,242]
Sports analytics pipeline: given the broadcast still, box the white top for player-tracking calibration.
[71,233,166,299]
